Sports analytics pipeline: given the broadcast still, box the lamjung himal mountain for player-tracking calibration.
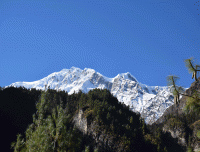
[6,67,188,124]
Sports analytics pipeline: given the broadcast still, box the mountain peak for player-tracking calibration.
[115,72,138,82]
[59,67,82,75]
[83,67,96,73]
[69,66,82,72]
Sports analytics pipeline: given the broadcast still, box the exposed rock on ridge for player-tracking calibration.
[154,77,200,125]
[72,106,123,152]
[153,77,200,152]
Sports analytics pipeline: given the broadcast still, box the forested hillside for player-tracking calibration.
[1,86,186,152]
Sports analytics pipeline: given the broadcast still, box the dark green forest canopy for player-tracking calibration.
[0,85,195,152]
[3,86,186,152]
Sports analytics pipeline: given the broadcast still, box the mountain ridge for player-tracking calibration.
[6,67,188,124]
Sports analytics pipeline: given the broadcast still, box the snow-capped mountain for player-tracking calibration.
[7,67,188,125]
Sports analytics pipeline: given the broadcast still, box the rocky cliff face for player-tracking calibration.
[72,106,124,152]
[189,120,200,152]
[153,77,200,151]
[154,77,200,125]
[72,106,89,135]
[162,118,186,147]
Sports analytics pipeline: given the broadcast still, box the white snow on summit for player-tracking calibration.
[7,67,188,125]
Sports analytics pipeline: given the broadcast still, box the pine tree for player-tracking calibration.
[166,75,185,105]
[130,116,133,124]
[141,119,146,135]
[184,57,200,82]
[106,112,111,120]
[10,134,26,152]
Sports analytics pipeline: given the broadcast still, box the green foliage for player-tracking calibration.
[166,75,185,96]
[166,75,180,87]
[141,119,147,135]
[194,128,200,152]
[10,134,25,152]
[184,57,200,81]
[187,135,194,152]
[85,109,94,119]
[11,89,83,152]
[106,112,111,120]
[94,147,99,152]
[130,116,133,124]
[197,130,200,139]
[84,145,89,152]
[157,144,160,152]
[184,57,199,74]
[183,90,200,115]
[187,135,193,151]
[166,75,185,105]
[119,109,122,115]
[156,127,161,140]
[187,147,194,152]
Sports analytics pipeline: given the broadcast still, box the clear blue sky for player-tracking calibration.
[1,0,200,89]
